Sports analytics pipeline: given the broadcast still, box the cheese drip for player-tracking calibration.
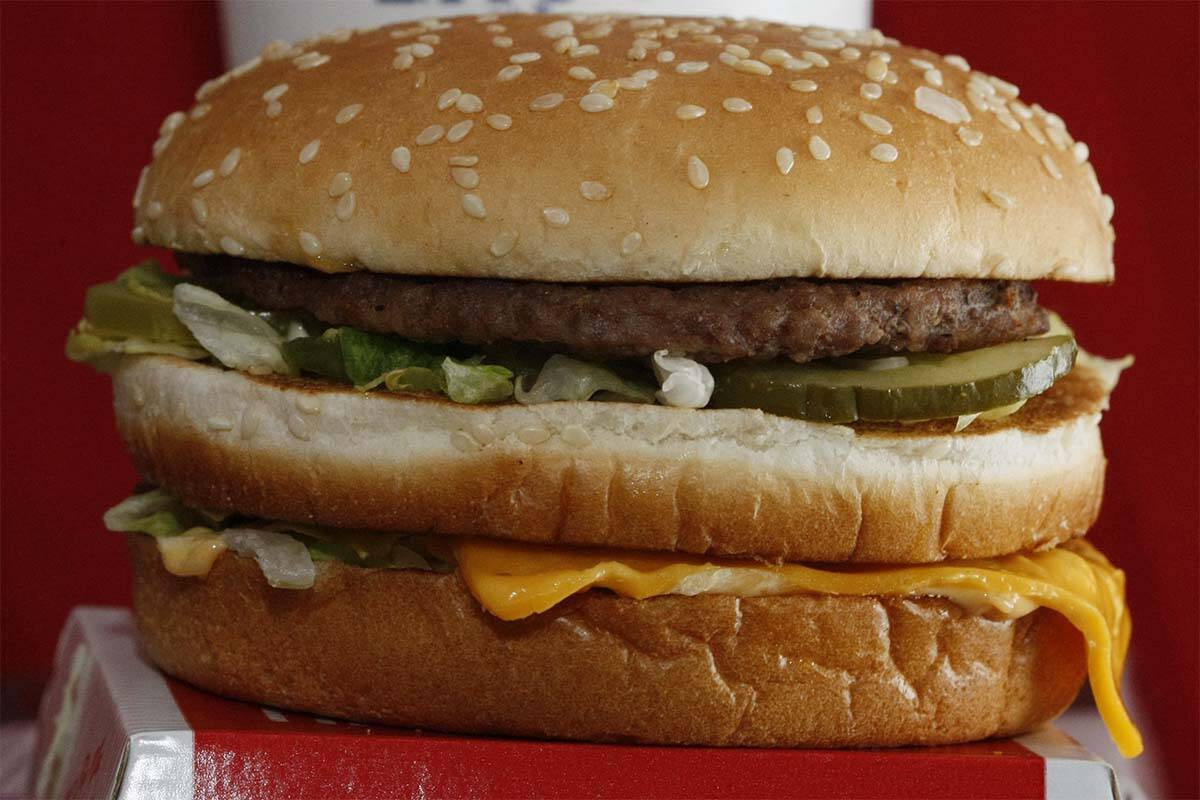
[454,538,1140,758]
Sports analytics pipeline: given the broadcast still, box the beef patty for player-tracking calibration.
[181,254,1048,364]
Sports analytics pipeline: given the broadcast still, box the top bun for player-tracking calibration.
[134,14,1114,283]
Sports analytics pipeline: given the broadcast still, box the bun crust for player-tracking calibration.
[136,15,1113,283]
[112,355,1117,562]
[130,534,1086,747]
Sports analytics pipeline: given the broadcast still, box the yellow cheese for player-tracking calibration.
[454,537,1141,758]
[157,528,226,577]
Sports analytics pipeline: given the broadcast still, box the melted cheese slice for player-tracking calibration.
[454,537,1141,758]
[157,529,226,577]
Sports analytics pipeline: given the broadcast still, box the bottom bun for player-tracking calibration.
[129,535,1085,747]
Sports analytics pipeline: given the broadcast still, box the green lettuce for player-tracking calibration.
[102,489,223,537]
[172,283,291,375]
[515,354,655,404]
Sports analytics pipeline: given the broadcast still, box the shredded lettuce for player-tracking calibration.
[66,320,208,368]
[442,357,514,403]
[222,528,316,589]
[105,489,455,583]
[172,283,292,375]
[103,489,218,537]
[338,327,441,387]
[516,354,655,405]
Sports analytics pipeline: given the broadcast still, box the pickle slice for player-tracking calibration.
[708,336,1077,423]
[83,281,197,344]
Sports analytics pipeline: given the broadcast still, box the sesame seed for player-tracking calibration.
[675,104,706,120]
[517,426,549,445]
[909,57,934,70]
[1022,119,1047,146]
[1072,141,1090,164]
[448,155,478,166]
[945,54,970,71]
[490,230,518,256]
[393,53,414,71]
[131,226,146,244]
[190,103,211,120]
[924,68,944,87]
[808,135,831,161]
[722,97,752,113]
[580,180,610,200]
[686,155,710,189]
[218,148,242,177]
[192,169,215,188]
[985,189,1016,210]
[839,47,861,60]
[733,59,771,75]
[783,58,811,71]
[530,93,564,111]
[806,105,823,124]
[207,416,234,432]
[335,191,356,221]
[299,139,320,164]
[328,172,352,197]
[336,104,363,124]
[569,44,599,57]
[718,52,739,67]
[634,69,659,81]
[790,79,818,92]
[996,109,1021,131]
[462,193,486,219]
[865,56,888,81]
[438,88,462,110]
[914,86,971,124]
[553,37,579,56]
[492,35,513,48]
[675,61,709,75]
[510,51,541,64]
[391,145,412,172]
[1040,153,1063,180]
[617,76,648,90]
[657,50,675,63]
[416,124,445,145]
[418,33,440,45]
[298,231,322,256]
[146,201,163,219]
[410,42,434,58]
[858,112,892,135]
[627,45,648,61]
[133,166,149,208]
[883,69,899,85]
[190,197,208,225]
[869,143,899,163]
[775,147,796,175]
[539,19,574,38]
[262,83,289,102]
[451,167,479,189]
[569,66,596,80]
[446,120,474,143]
[860,82,882,100]
[621,231,643,255]
[990,76,1020,98]
[486,114,512,131]
[1100,194,1115,223]
[497,65,523,81]
[760,48,792,65]
[542,207,570,227]
[724,43,751,58]
[801,51,829,68]
[579,92,615,113]
[294,52,331,70]
[220,236,245,256]
[956,127,983,147]
[265,101,283,118]
[590,79,619,98]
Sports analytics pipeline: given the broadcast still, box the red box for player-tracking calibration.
[33,607,1121,800]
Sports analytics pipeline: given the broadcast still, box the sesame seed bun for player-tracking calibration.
[135,15,1113,283]
[129,533,1086,747]
[110,354,1121,563]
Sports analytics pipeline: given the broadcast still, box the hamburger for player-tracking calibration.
[69,13,1141,755]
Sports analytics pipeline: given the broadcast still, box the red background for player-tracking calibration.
[1,2,1196,796]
